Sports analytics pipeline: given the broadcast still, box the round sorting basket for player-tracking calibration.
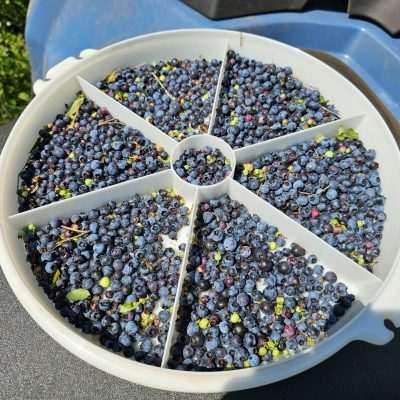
[1,29,400,393]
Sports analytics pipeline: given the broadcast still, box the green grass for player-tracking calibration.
[0,0,31,124]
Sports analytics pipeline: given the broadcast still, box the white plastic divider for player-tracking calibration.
[227,179,382,302]
[207,43,229,135]
[161,188,200,368]
[78,76,177,154]
[170,134,236,197]
[9,170,185,228]
[235,114,365,164]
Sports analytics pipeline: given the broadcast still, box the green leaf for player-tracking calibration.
[201,92,210,101]
[229,312,241,324]
[52,269,61,287]
[66,95,85,119]
[347,129,359,140]
[336,127,359,141]
[84,178,94,187]
[106,70,118,83]
[119,302,136,314]
[27,223,36,231]
[319,95,328,105]
[66,288,90,302]
[17,223,35,239]
[17,91,30,101]
[158,155,171,165]
[114,90,124,101]
[329,218,339,226]
[230,116,239,126]
[119,295,149,314]
[58,188,72,199]
[66,94,86,128]
[315,134,325,144]
[206,155,216,164]
[324,150,335,158]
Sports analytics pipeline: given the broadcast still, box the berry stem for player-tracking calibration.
[60,225,90,234]
[320,104,340,119]
[150,72,175,101]
[97,118,125,127]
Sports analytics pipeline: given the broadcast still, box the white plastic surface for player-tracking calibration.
[161,189,199,368]
[171,134,236,196]
[235,115,364,164]
[207,43,229,135]
[33,48,99,95]
[1,30,400,393]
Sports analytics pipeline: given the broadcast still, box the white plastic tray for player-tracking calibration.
[1,29,400,393]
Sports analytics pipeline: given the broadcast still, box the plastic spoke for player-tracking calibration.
[9,170,175,228]
[161,189,200,368]
[228,179,382,303]
[78,76,178,154]
[235,114,365,164]
[207,42,229,135]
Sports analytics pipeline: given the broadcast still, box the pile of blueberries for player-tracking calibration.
[236,128,385,271]
[169,195,354,370]
[18,95,170,212]
[96,58,221,141]
[17,51,385,372]
[173,147,232,185]
[213,50,339,148]
[21,190,190,366]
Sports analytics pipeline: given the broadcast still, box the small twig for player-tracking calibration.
[320,185,330,193]
[298,191,313,196]
[188,122,201,134]
[320,104,340,119]
[303,82,319,91]
[46,227,90,252]
[25,176,41,194]
[188,122,206,135]
[199,123,209,133]
[61,225,89,234]
[30,183,39,194]
[50,231,89,251]
[301,82,340,119]
[134,62,146,69]
[298,185,330,197]
[312,151,322,160]
[97,118,125,127]
[151,72,175,100]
